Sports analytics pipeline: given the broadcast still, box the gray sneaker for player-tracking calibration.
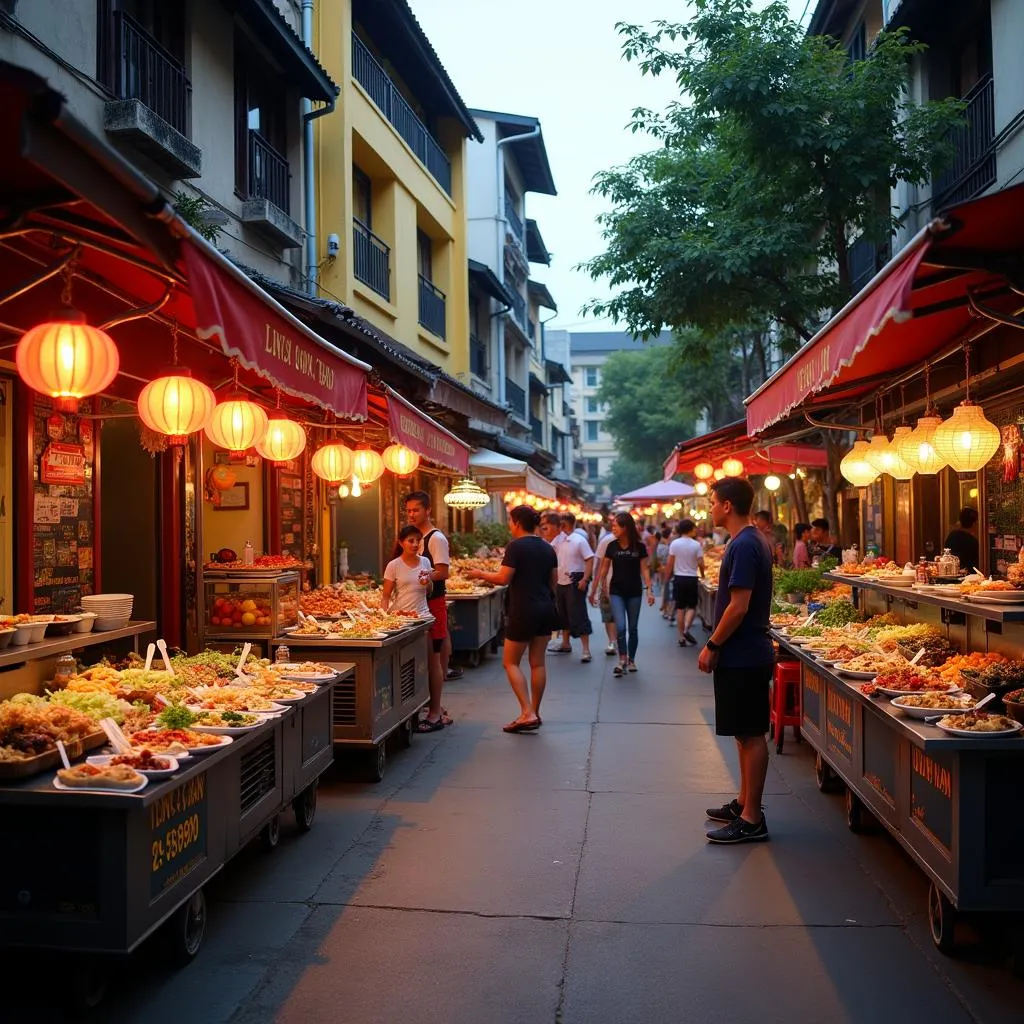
[706,814,770,844]
[705,798,743,823]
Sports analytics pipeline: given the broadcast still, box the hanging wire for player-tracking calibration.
[899,384,907,424]
[170,319,179,365]
[963,342,972,402]
[59,254,77,306]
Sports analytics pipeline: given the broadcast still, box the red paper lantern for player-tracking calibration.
[16,309,120,412]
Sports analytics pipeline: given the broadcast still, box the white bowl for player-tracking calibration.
[11,620,50,645]
[93,615,131,632]
[72,612,97,633]
[81,593,134,604]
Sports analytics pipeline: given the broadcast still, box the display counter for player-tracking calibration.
[697,580,717,632]
[447,586,506,665]
[275,621,430,781]
[0,665,351,1006]
[201,570,299,647]
[775,631,1024,954]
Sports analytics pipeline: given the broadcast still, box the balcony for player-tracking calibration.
[505,193,524,245]
[240,131,303,249]
[933,74,996,211]
[470,334,488,378]
[351,33,452,194]
[530,415,545,447]
[505,378,526,419]
[353,218,391,301]
[103,11,201,177]
[418,275,446,340]
[846,236,889,295]
[506,288,528,332]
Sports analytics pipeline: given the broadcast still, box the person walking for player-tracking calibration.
[792,522,812,569]
[552,512,595,662]
[465,505,558,733]
[404,490,450,732]
[590,521,619,656]
[382,525,432,617]
[592,512,655,676]
[539,512,569,653]
[665,519,705,647]
[655,527,671,605]
[698,477,774,844]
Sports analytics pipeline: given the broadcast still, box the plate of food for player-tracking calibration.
[247,684,307,703]
[963,591,1024,604]
[186,688,287,714]
[935,712,1024,736]
[54,763,148,792]
[890,693,976,719]
[272,662,337,681]
[129,728,231,756]
[834,653,905,679]
[871,666,958,697]
[189,711,268,735]
[87,750,180,777]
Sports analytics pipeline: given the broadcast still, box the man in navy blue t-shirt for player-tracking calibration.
[697,477,774,844]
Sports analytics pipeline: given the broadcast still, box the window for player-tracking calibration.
[353,167,372,227]
[585,367,599,387]
[585,420,599,442]
[585,396,607,414]
[586,457,599,480]
[846,21,866,64]
[417,230,433,280]
[235,34,289,210]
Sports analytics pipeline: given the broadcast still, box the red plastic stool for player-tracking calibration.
[771,660,802,754]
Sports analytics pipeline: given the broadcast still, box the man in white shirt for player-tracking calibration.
[550,513,595,660]
[664,519,706,647]
[589,517,619,656]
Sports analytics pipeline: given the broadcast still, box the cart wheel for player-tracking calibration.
[399,716,414,748]
[64,956,108,1011]
[162,888,207,966]
[260,814,281,851]
[293,783,318,832]
[928,881,958,954]
[362,743,386,783]
[815,753,839,793]
[845,788,870,833]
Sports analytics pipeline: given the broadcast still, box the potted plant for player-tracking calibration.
[774,568,824,605]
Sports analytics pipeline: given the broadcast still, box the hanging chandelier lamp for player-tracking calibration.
[932,344,1001,472]
[16,263,119,412]
[444,478,490,510]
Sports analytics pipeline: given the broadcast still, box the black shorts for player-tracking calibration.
[673,576,698,609]
[713,664,772,737]
[505,601,560,643]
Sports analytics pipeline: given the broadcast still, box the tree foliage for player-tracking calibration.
[583,0,963,343]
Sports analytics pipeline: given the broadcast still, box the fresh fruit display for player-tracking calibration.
[209,593,276,629]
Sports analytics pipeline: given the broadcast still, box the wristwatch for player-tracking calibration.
[705,638,721,652]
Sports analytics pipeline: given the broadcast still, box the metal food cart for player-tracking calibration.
[775,587,1024,956]
[0,665,351,1009]
[447,586,506,665]
[275,621,430,781]
[697,581,717,633]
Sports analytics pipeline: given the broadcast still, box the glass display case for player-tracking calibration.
[201,570,300,641]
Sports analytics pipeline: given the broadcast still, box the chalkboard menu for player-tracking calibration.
[31,399,95,613]
[273,459,305,562]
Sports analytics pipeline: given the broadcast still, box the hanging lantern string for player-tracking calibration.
[963,342,972,402]
[231,358,240,390]
[60,251,80,306]
[170,319,179,366]
[900,384,906,424]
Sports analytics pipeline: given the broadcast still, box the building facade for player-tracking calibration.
[1,0,337,288]
[313,0,479,379]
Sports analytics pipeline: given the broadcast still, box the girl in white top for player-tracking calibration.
[382,525,432,617]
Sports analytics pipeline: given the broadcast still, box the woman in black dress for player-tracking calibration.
[466,505,558,733]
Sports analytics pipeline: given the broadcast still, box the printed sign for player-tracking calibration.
[910,747,953,852]
[40,442,87,485]
[825,684,854,770]
[150,774,208,898]
[801,665,823,732]
[33,495,61,524]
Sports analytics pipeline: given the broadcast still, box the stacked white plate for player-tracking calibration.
[81,593,134,631]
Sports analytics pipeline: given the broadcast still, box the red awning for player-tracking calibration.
[669,420,828,475]
[745,182,1024,435]
[182,241,368,420]
[385,386,470,474]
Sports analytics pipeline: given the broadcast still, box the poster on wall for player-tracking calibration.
[31,400,95,612]
[272,458,306,562]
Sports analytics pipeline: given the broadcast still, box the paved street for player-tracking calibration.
[17,600,1024,1023]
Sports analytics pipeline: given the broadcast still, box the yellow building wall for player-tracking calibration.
[313,1,470,378]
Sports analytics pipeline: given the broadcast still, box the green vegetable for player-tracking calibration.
[220,711,245,724]
[774,568,825,598]
[158,703,196,729]
[46,689,130,723]
[813,601,862,627]
[9,692,46,706]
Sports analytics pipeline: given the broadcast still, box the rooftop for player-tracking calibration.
[470,108,557,195]
[565,331,674,354]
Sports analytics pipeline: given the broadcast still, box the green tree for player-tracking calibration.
[583,0,963,342]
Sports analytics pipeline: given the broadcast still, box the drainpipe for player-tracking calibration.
[301,0,335,296]
[494,125,541,406]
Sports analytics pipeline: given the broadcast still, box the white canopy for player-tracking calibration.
[469,449,557,498]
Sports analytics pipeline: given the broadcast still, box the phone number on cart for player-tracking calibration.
[152,813,201,873]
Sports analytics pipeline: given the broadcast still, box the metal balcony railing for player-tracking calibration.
[247,130,290,213]
[507,288,528,331]
[505,193,524,244]
[470,334,488,378]
[418,275,446,340]
[933,73,996,211]
[351,33,452,194]
[846,236,889,295]
[114,11,190,135]
[530,415,545,447]
[505,378,526,418]
[353,218,391,300]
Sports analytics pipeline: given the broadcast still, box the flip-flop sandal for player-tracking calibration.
[613,664,624,677]
[548,646,572,654]
[503,717,540,733]
[581,654,592,663]
[416,717,445,733]
[445,668,464,680]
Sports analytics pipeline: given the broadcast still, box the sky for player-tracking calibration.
[411,0,813,332]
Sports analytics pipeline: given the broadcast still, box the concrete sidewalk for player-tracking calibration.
[30,601,1024,1022]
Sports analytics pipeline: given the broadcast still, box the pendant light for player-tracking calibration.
[255,391,306,464]
[382,442,420,476]
[205,363,268,456]
[722,457,744,477]
[713,468,726,481]
[16,263,119,412]
[694,481,709,496]
[932,343,1001,472]
[840,439,880,487]
[895,365,946,475]
[311,442,353,483]
[352,444,385,484]
[764,474,781,492]
[693,462,714,481]
[864,395,914,479]
[444,477,490,510]
[137,323,216,447]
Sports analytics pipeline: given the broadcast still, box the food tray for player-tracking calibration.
[0,730,102,779]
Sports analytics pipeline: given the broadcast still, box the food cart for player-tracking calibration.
[200,569,301,655]
[447,586,507,665]
[276,622,430,781]
[774,576,1024,957]
[0,665,351,1009]
[696,580,717,633]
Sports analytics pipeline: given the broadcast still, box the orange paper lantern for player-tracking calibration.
[693,462,715,481]
[382,443,420,476]
[311,443,353,483]
[352,445,384,484]
[205,396,268,456]
[17,309,120,412]
[255,413,307,463]
[722,457,744,477]
[137,369,216,445]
